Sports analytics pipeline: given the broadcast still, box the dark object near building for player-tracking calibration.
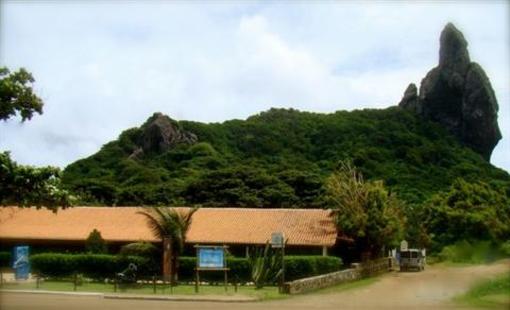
[117,263,137,283]
[399,23,501,160]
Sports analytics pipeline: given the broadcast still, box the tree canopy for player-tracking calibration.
[324,162,405,257]
[0,67,43,122]
[0,67,72,211]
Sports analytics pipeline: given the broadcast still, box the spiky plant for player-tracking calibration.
[137,207,198,282]
[249,241,283,289]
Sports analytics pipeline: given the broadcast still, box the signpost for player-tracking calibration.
[194,245,229,293]
[13,246,30,280]
[271,232,285,292]
[400,240,408,251]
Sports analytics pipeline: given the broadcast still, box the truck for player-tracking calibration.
[399,249,425,271]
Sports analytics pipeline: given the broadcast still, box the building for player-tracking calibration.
[0,207,338,256]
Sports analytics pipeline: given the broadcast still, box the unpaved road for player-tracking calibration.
[1,260,509,310]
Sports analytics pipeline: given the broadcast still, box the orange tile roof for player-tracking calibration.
[0,207,337,247]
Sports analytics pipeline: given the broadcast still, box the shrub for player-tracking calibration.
[177,256,342,282]
[284,256,342,281]
[499,240,510,257]
[29,253,342,282]
[30,253,154,280]
[85,229,107,254]
[0,251,12,267]
[119,242,158,258]
[437,240,505,264]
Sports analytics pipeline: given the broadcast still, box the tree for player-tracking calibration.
[0,67,73,211]
[0,152,73,210]
[137,207,198,283]
[422,179,510,251]
[325,162,405,258]
[0,67,43,121]
[85,229,108,254]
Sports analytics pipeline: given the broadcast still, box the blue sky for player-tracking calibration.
[1,1,509,172]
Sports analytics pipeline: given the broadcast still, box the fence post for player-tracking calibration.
[36,275,40,289]
[152,275,156,294]
[73,274,77,291]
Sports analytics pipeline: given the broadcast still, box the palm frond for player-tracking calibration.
[137,206,199,255]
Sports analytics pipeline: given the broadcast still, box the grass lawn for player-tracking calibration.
[0,275,383,301]
[454,273,510,309]
[0,280,282,300]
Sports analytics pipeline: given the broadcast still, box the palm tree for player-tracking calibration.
[137,206,198,284]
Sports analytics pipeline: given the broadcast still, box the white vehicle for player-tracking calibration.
[400,249,425,271]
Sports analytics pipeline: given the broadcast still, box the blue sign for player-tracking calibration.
[13,246,30,280]
[198,248,224,268]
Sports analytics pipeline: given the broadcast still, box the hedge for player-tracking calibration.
[179,256,342,282]
[29,253,342,282]
[0,251,11,268]
[30,254,155,280]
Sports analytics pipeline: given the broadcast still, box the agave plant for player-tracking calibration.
[248,241,284,289]
[137,206,198,283]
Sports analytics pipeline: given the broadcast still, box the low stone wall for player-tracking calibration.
[283,258,391,294]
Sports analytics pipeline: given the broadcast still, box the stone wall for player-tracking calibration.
[283,258,391,294]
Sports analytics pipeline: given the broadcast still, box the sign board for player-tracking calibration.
[400,240,408,251]
[271,232,284,248]
[198,247,225,268]
[13,246,30,280]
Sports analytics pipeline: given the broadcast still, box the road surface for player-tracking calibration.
[1,260,508,310]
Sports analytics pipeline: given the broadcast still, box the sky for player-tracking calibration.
[1,1,509,172]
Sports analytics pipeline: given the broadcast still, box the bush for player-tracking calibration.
[178,256,342,282]
[499,241,510,257]
[437,240,505,264]
[0,251,12,267]
[119,242,158,258]
[30,253,155,280]
[285,256,343,281]
[85,229,107,254]
[29,253,342,282]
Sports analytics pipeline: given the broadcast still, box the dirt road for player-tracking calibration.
[1,260,508,310]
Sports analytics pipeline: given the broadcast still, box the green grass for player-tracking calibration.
[0,280,281,300]
[454,273,510,309]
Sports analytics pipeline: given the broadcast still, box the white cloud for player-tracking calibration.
[0,1,508,172]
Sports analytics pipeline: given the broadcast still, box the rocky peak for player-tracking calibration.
[439,23,471,73]
[399,23,501,161]
[129,112,197,158]
[398,83,419,113]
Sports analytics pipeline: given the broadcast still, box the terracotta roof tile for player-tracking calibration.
[0,207,337,247]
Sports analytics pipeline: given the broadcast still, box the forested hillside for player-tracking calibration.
[62,107,509,208]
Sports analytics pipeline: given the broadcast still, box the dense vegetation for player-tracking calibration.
[62,107,510,208]
[29,252,341,282]
[61,107,510,251]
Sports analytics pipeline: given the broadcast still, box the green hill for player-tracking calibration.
[62,107,509,207]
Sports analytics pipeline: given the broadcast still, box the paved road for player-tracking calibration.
[1,260,508,310]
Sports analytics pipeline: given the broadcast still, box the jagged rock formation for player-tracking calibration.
[399,23,501,160]
[129,112,197,158]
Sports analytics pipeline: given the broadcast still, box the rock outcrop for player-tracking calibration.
[399,23,501,160]
[129,112,197,158]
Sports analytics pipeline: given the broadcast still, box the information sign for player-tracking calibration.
[271,232,284,248]
[400,240,408,251]
[198,247,225,269]
[13,246,30,280]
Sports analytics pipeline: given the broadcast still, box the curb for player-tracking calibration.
[0,289,103,297]
[0,289,259,303]
[104,293,259,303]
